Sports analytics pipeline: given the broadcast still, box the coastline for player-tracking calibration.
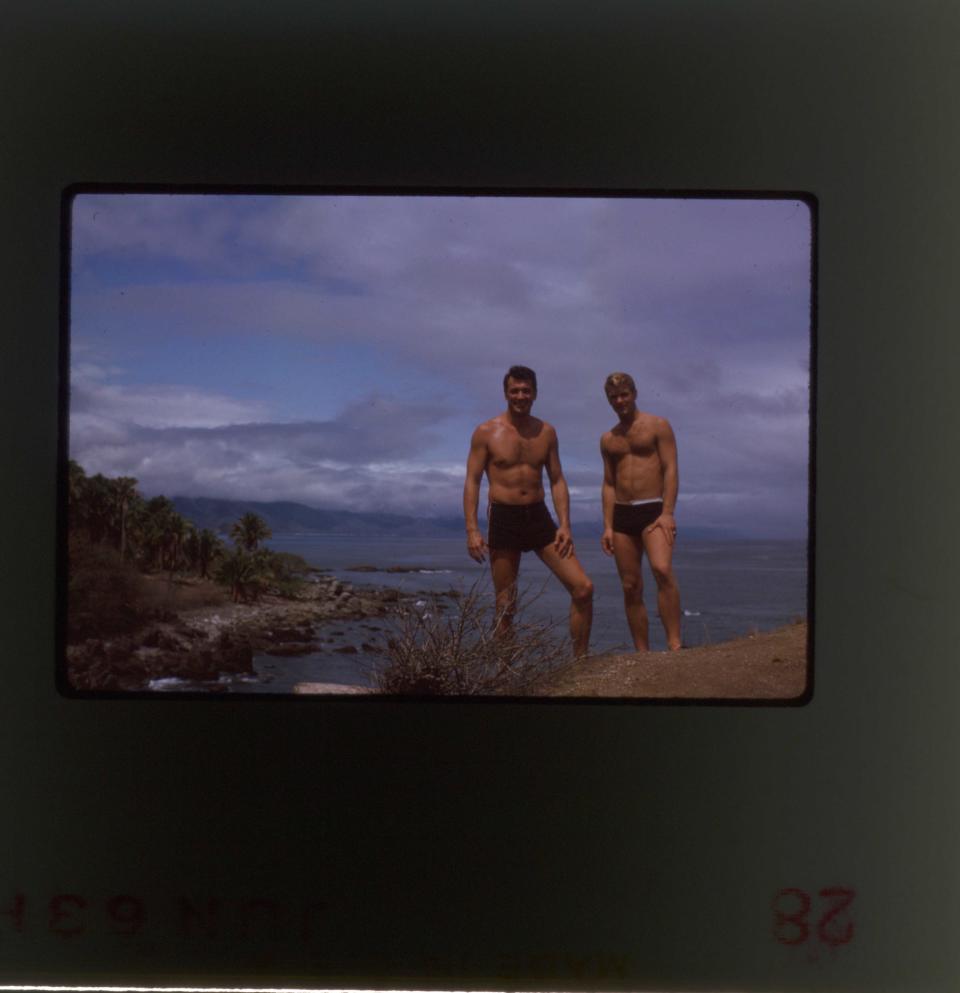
[66,571,418,692]
[66,568,808,699]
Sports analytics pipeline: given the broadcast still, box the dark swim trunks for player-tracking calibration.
[612,499,664,536]
[487,501,558,553]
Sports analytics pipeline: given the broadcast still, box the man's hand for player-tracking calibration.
[601,528,615,556]
[645,513,678,545]
[554,526,574,558]
[466,529,488,563]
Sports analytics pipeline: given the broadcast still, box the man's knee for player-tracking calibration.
[571,576,594,605]
[620,573,643,600]
[650,563,676,589]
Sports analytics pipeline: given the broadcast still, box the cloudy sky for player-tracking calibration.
[68,192,812,538]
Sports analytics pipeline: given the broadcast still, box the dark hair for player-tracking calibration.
[503,365,538,393]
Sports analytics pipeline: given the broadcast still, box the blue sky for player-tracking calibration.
[69,192,812,537]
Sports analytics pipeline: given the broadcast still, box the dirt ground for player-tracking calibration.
[138,573,232,613]
[538,621,809,700]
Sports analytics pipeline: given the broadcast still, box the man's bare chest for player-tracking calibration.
[607,426,658,461]
[488,431,548,469]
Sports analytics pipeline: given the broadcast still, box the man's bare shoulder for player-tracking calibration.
[648,412,675,434]
[471,416,501,439]
[633,410,672,431]
[602,416,636,441]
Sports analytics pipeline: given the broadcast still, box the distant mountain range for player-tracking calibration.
[170,496,466,538]
[171,496,745,541]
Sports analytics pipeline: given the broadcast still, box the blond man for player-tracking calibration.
[600,372,682,651]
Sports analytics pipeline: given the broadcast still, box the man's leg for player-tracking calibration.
[612,531,649,651]
[489,548,522,639]
[642,526,682,650]
[534,544,594,655]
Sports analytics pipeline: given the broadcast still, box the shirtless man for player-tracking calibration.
[464,365,594,655]
[600,372,682,651]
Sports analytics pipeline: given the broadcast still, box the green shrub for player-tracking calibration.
[215,549,268,603]
[270,576,307,598]
[267,550,311,579]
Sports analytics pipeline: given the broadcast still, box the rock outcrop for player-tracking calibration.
[66,574,406,692]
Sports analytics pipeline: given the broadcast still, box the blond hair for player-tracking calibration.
[604,372,636,395]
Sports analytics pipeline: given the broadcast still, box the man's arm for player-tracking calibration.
[600,436,617,556]
[463,426,489,562]
[545,427,574,557]
[651,418,679,544]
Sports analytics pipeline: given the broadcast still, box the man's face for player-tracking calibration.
[606,385,637,418]
[505,377,536,415]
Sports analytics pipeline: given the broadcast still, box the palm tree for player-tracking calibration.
[67,461,90,541]
[139,497,191,573]
[216,549,267,603]
[230,512,272,552]
[111,476,139,561]
[183,525,201,573]
[197,529,223,579]
[142,497,175,571]
[163,513,189,574]
[67,460,87,507]
[123,495,149,566]
[84,474,115,544]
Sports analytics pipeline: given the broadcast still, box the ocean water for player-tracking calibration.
[231,533,808,693]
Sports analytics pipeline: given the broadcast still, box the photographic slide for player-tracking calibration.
[64,191,812,699]
[4,1,955,988]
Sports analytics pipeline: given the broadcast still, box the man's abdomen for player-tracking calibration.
[614,456,662,502]
[487,466,546,505]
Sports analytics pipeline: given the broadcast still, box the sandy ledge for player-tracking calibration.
[536,621,808,699]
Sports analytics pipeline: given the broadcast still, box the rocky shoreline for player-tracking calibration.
[66,568,806,699]
[66,571,445,693]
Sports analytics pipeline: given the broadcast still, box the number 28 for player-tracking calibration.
[772,887,855,947]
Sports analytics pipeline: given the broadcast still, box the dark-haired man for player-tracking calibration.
[464,365,594,655]
[600,371,682,651]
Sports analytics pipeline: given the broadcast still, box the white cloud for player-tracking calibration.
[67,193,812,536]
[68,366,466,515]
[70,365,267,432]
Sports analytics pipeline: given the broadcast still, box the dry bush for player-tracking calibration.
[138,574,228,614]
[372,578,577,696]
[67,534,148,641]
